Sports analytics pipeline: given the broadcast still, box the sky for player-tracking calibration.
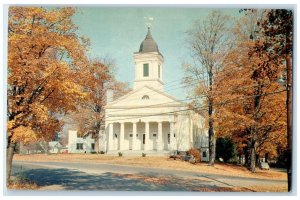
[72,7,241,100]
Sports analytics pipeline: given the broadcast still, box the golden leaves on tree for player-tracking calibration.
[213,12,287,158]
[7,7,88,144]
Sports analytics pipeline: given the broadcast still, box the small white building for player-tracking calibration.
[101,27,209,161]
[68,130,96,153]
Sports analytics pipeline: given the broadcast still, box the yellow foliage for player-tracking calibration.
[212,13,287,157]
[11,126,38,144]
[7,7,89,144]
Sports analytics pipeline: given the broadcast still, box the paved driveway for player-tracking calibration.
[11,161,286,191]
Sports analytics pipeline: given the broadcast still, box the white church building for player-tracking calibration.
[99,27,209,160]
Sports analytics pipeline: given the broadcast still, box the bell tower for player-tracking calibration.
[133,26,164,91]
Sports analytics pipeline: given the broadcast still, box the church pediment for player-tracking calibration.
[106,85,186,109]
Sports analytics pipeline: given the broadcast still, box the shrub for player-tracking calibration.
[99,151,105,154]
[7,179,39,190]
[216,137,238,162]
[189,156,196,164]
[118,152,123,157]
[187,148,201,162]
[7,172,39,190]
[228,157,239,164]
[142,153,146,157]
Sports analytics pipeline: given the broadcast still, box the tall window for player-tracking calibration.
[158,65,160,78]
[91,143,95,150]
[143,63,149,77]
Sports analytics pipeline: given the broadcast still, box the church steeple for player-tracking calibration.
[139,27,160,54]
[133,27,164,91]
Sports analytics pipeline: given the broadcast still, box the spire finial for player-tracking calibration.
[144,17,154,29]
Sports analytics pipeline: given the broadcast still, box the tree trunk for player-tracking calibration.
[265,153,269,163]
[208,71,215,166]
[95,129,101,153]
[95,138,99,153]
[250,83,261,173]
[6,140,16,183]
[244,147,249,166]
[256,154,260,165]
[286,53,292,191]
[249,143,256,172]
[94,132,100,154]
[45,142,49,154]
[208,125,216,165]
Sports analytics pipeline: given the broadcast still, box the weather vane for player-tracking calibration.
[144,17,154,28]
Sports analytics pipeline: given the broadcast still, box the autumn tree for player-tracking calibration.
[184,10,233,165]
[250,9,293,190]
[213,10,287,172]
[7,7,89,182]
[66,59,111,147]
[65,58,131,152]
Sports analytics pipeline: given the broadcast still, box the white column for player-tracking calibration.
[119,122,125,150]
[145,122,150,150]
[132,122,137,150]
[157,122,163,150]
[108,123,114,151]
[170,122,175,150]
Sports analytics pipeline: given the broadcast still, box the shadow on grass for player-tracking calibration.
[11,165,240,191]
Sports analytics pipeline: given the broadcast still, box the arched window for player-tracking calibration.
[142,95,150,100]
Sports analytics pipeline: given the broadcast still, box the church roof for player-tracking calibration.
[139,27,160,53]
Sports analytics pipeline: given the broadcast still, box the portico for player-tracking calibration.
[107,121,176,151]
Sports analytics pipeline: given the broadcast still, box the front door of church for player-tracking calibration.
[129,132,133,150]
[152,132,157,150]
[142,134,145,150]
[113,133,118,150]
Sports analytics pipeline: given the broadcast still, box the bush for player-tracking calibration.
[7,179,39,190]
[99,151,105,154]
[7,172,39,190]
[187,148,201,162]
[216,137,238,163]
[118,152,123,157]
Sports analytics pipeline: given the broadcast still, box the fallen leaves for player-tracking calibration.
[13,154,287,181]
[7,179,39,190]
[122,174,169,184]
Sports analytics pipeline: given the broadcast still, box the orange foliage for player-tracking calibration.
[213,13,287,159]
[187,148,201,162]
[7,7,89,144]
[66,58,131,137]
